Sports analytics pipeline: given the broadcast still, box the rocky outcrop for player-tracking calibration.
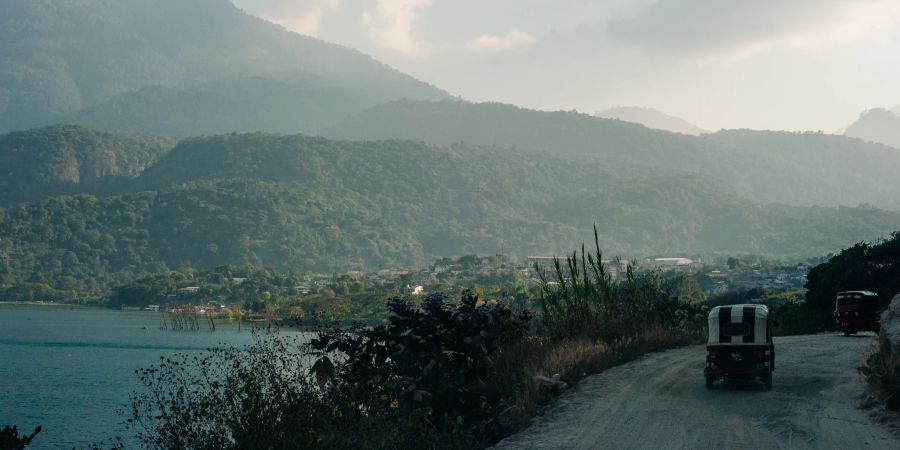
[879,292,900,369]
[872,292,900,410]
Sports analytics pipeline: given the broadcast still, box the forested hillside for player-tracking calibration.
[1,130,898,301]
[0,0,446,134]
[0,125,172,205]
[327,100,900,210]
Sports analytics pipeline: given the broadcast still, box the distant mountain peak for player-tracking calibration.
[843,107,900,149]
[595,106,707,135]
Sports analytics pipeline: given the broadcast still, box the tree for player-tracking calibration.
[0,425,41,450]
[805,232,900,330]
[727,257,739,270]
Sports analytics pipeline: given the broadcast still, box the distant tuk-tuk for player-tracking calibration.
[834,290,880,336]
[705,304,774,390]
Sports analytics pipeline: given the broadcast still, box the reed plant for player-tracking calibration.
[492,226,707,429]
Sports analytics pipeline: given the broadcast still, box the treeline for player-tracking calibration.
[805,231,900,329]
[105,265,396,322]
[1,129,899,302]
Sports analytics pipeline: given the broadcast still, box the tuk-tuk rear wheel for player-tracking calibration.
[705,375,714,389]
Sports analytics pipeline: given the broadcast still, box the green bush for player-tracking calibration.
[0,425,41,450]
[310,291,530,441]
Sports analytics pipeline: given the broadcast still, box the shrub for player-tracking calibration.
[310,291,531,442]
[0,425,41,450]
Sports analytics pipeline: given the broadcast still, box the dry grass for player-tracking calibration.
[860,341,900,411]
[491,325,702,432]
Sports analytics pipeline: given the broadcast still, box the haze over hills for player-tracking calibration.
[0,0,447,135]
[843,107,900,150]
[2,127,900,300]
[596,107,707,135]
[326,99,900,210]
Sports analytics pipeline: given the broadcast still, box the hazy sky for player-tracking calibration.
[231,0,900,132]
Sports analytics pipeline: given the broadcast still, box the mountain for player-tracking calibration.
[0,0,447,135]
[596,106,707,135]
[326,99,900,210]
[843,108,900,150]
[0,125,173,205]
[2,129,899,301]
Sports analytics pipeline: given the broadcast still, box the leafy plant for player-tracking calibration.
[310,291,530,440]
[0,425,41,450]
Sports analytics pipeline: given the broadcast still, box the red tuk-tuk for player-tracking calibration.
[705,304,774,390]
[834,290,880,336]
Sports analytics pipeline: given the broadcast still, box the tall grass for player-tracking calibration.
[489,226,707,432]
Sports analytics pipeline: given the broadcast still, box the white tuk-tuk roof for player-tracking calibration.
[708,304,769,346]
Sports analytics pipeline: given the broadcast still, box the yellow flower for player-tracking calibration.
[390,400,400,409]
[380,394,388,401]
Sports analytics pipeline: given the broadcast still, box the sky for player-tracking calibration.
[230,0,900,132]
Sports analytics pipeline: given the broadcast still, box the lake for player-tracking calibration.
[0,304,300,449]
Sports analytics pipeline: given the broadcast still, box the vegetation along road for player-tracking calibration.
[494,334,897,449]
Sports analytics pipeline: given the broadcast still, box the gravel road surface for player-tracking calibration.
[494,334,897,449]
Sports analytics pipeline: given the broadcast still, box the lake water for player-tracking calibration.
[0,304,295,449]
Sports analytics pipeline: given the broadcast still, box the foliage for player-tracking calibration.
[705,287,767,307]
[0,425,41,450]
[124,237,712,448]
[2,130,898,303]
[536,227,708,340]
[0,125,172,205]
[126,331,475,449]
[805,231,900,330]
[487,231,707,431]
[105,265,311,307]
[860,344,900,411]
[310,291,531,441]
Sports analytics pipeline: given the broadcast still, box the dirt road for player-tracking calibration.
[494,334,897,449]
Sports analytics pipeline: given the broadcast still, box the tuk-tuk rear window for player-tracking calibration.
[723,322,750,337]
[836,298,867,307]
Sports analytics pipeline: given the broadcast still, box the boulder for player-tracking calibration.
[535,373,569,394]
[879,292,900,369]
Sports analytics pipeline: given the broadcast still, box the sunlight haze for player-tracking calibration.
[233,0,900,132]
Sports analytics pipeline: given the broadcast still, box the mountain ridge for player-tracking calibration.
[596,106,707,135]
[843,107,900,150]
[0,0,448,134]
[326,99,900,210]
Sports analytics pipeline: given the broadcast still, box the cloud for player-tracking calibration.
[361,0,433,56]
[466,31,536,54]
[247,0,342,36]
[607,0,900,59]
